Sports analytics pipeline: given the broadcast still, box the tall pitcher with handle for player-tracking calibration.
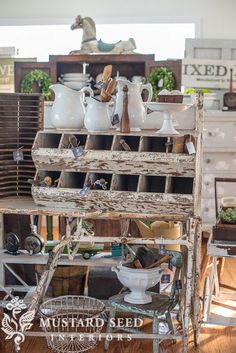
[50,84,93,130]
[114,79,153,131]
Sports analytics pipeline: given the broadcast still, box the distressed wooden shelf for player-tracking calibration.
[30,124,201,216]
[0,197,189,221]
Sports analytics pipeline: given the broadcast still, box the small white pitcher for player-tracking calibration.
[84,97,113,132]
[50,84,93,130]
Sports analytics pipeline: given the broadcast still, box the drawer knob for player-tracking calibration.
[208,132,213,137]
[205,182,210,186]
[204,207,209,212]
[206,158,211,164]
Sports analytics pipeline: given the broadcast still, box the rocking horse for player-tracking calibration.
[69,15,136,54]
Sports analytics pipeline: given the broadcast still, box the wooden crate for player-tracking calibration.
[0,93,43,198]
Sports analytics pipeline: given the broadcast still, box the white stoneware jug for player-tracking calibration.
[50,84,93,130]
[84,97,112,132]
[114,79,153,131]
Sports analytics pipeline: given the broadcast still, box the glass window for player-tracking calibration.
[0,22,195,61]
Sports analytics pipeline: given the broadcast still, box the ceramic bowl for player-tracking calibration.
[62,77,90,82]
[112,263,163,304]
[62,73,90,78]
[62,81,90,90]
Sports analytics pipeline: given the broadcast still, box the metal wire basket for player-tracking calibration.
[39,296,105,353]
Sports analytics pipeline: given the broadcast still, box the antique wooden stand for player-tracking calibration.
[0,94,203,352]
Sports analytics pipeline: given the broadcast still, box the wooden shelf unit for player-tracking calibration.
[14,54,182,93]
[0,95,203,353]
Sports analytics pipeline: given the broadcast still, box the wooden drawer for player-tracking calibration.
[203,120,236,150]
[202,173,236,199]
[203,152,236,173]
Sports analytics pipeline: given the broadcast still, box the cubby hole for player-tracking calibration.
[86,135,113,150]
[37,170,61,187]
[111,174,139,192]
[171,177,193,195]
[86,173,112,190]
[112,135,140,151]
[171,135,196,154]
[140,137,168,152]
[61,134,88,149]
[34,133,62,149]
[60,172,86,189]
[138,175,166,193]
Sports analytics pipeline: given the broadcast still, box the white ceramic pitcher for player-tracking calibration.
[84,97,112,132]
[50,84,93,130]
[114,79,153,131]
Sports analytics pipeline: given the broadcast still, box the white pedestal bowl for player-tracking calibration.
[112,263,163,304]
[144,102,192,135]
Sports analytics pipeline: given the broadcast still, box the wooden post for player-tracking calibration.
[120,85,130,133]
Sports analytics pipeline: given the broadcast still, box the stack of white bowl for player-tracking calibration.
[58,73,92,90]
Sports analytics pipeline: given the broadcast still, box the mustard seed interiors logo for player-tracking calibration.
[1,296,35,351]
[1,296,143,351]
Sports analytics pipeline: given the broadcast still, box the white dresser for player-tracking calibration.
[202,110,236,230]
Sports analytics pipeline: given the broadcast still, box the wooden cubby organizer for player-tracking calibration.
[31,129,198,216]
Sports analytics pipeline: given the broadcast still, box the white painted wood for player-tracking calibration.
[0,250,119,266]
[207,236,236,258]
[203,153,236,173]
[0,198,188,221]
[202,111,236,229]
[203,120,236,150]
[32,186,194,216]
[202,198,216,224]
[32,149,195,176]
[203,173,236,199]
[39,128,200,137]
[185,39,236,60]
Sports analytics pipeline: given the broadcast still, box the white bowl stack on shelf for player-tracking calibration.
[58,73,92,90]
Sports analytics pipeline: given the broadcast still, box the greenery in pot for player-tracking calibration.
[21,69,52,101]
[147,67,175,100]
[220,207,236,224]
[184,88,212,94]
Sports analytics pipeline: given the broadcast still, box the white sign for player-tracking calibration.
[182,58,236,89]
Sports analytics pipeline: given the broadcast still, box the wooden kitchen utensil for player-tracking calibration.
[120,139,132,151]
[100,78,117,102]
[102,65,112,84]
[120,85,130,133]
[223,68,236,110]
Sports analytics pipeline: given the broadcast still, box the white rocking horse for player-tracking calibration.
[70,15,136,54]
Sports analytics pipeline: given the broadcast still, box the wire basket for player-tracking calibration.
[39,296,105,353]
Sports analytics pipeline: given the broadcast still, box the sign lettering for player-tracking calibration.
[182,59,236,89]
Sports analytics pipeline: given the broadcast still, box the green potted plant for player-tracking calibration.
[20,69,52,101]
[147,67,175,100]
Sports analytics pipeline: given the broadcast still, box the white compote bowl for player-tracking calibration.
[112,263,163,304]
[144,102,192,135]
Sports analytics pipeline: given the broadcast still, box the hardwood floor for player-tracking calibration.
[2,241,236,353]
[4,324,236,353]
